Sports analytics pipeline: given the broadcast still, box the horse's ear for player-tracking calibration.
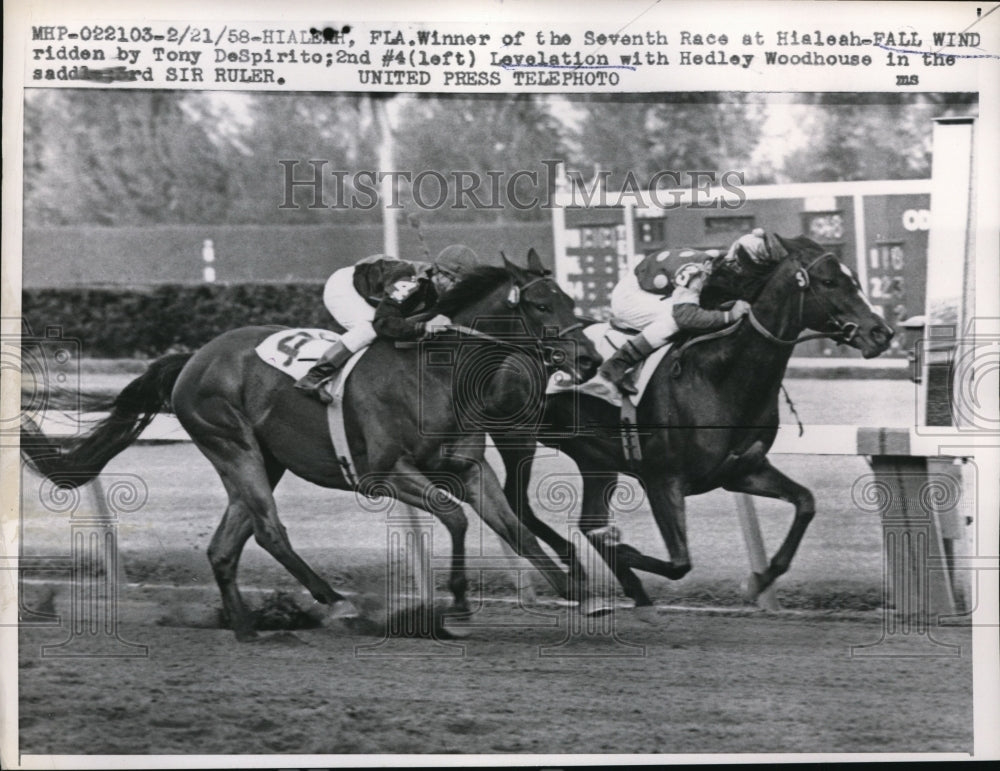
[501,251,526,278]
[767,233,791,260]
[525,248,547,275]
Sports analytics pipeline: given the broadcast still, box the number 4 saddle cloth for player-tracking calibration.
[255,328,367,483]
[547,323,673,408]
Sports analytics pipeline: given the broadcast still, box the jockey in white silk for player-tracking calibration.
[585,233,763,399]
[295,245,479,402]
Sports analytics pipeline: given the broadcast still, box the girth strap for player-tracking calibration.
[620,399,643,470]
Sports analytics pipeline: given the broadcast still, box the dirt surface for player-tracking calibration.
[22,444,943,612]
[17,605,972,758]
[13,382,977,761]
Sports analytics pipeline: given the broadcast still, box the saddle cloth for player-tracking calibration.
[255,328,367,482]
[546,323,672,407]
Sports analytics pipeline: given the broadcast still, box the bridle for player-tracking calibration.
[744,252,861,347]
[673,251,862,365]
[432,273,586,375]
[506,274,585,366]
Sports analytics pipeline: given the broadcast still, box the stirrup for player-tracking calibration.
[577,374,624,404]
[617,373,639,396]
[295,375,335,403]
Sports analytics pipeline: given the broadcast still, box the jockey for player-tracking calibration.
[294,244,479,400]
[725,227,778,266]
[585,243,753,398]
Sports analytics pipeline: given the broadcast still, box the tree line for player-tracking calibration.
[23,90,976,227]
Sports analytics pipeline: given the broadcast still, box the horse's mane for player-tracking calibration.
[433,265,516,316]
[701,234,821,309]
[701,255,774,310]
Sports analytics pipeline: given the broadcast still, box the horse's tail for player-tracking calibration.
[20,352,194,488]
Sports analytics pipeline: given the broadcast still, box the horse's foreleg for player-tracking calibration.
[577,473,653,607]
[366,462,470,614]
[645,475,694,580]
[461,460,589,606]
[497,441,577,567]
[723,459,815,597]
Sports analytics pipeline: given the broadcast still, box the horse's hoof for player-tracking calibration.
[742,571,766,603]
[580,596,615,617]
[439,617,472,639]
[318,599,361,623]
[633,604,659,624]
[251,631,309,646]
[327,600,361,619]
[443,604,472,621]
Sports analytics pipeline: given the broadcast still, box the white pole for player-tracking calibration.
[375,99,399,257]
[922,117,974,427]
[735,493,781,611]
[202,239,215,283]
[552,163,569,287]
[852,193,868,299]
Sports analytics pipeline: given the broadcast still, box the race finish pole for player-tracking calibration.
[854,116,979,657]
[374,96,399,258]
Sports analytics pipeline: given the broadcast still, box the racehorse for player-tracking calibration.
[491,234,895,609]
[20,251,602,640]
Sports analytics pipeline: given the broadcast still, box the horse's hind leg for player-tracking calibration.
[195,436,349,637]
[207,503,256,639]
[206,456,283,641]
[723,459,815,598]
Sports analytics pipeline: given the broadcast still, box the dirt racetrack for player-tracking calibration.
[13,382,978,760]
[17,605,971,757]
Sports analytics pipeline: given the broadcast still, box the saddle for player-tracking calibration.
[546,323,675,469]
[548,323,673,408]
[255,328,366,485]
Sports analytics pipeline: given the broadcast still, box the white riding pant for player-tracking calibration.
[322,267,378,352]
[609,271,695,347]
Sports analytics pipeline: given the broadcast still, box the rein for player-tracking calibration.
[669,251,858,377]
[745,309,832,347]
[681,251,858,357]
[399,273,583,373]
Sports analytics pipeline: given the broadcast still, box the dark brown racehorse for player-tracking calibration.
[492,235,895,609]
[20,251,601,640]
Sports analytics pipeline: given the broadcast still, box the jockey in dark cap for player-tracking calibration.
[585,236,756,399]
[295,244,480,401]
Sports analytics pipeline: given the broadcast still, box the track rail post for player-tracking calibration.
[734,494,781,611]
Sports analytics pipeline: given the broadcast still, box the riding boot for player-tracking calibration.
[294,340,353,403]
[591,333,658,396]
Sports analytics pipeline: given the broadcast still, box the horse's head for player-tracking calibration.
[434,249,601,382]
[769,235,894,358]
